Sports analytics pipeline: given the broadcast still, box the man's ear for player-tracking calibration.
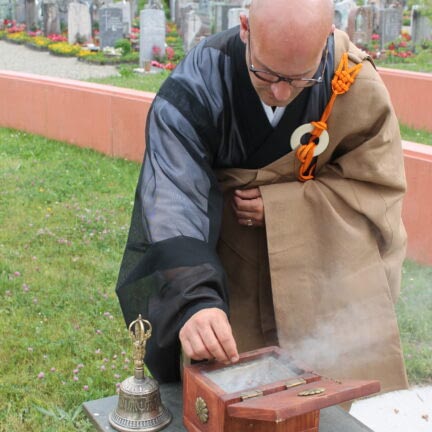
[239,13,249,44]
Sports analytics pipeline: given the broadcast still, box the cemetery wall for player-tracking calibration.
[0,69,431,265]
[378,68,432,133]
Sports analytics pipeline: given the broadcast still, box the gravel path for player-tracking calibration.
[0,40,119,80]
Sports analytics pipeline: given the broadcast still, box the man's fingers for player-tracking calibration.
[212,322,239,363]
[180,328,213,360]
[234,187,261,199]
[179,308,239,364]
[232,195,261,212]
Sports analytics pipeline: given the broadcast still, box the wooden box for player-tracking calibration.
[183,346,380,432]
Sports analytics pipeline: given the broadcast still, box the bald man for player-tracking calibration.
[116,0,408,394]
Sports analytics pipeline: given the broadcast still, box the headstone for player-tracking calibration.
[112,0,131,35]
[183,8,201,51]
[177,1,194,30]
[99,6,123,48]
[14,0,26,22]
[379,7,402,47]
[170,0,176,20]
[349,6,374,48]
[198,0,209,14]
[0,0,9,21]
[334,0,357,33]
[25,0,38,30]
[139,7,165,66]
[43,0,60,36]
[227,7,246,29]
[411,6,432,46]
[214,3,244,32]
[68,1,92,44]
[57,0,70,28]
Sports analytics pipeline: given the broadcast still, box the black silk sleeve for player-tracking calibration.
[116,73,227,382]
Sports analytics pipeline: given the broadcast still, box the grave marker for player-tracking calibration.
[68,1,92,44]
[99,6,123,48]
[139,6,165,66]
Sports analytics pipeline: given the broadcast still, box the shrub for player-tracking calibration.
[115,38,132,56]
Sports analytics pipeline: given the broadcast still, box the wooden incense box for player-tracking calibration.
[183,346,380,432]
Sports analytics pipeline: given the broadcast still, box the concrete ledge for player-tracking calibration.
[0,70,154,162]
[0,69,431,265]
[378,68,432,133]
[401,141,432,265]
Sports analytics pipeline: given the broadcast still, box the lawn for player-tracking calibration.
[0,128,431,431]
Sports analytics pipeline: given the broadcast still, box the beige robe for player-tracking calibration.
[216,29,408,393]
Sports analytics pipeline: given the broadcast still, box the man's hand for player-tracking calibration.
[179,308,239,364]
[232,187,265,227]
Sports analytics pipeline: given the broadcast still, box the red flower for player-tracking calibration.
[371,33,380,41]
[164,62,176,71]
[166,46,175,60]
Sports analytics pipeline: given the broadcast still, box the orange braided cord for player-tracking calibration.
[331,53,363,95]
[296,52,363,182]
[296,142,317,180]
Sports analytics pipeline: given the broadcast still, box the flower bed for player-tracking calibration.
[48,42,83,57]
[25,36,53,51]
[1,19,185,70]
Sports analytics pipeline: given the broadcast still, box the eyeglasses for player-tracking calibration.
[247,30,328,88]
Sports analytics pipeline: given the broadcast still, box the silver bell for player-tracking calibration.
[109,316,172,432]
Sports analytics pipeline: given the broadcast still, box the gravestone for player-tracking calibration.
[57,0,70,28]
[334,0,357,33]
[99,6,123,48]
[227,7,246,29]
[1,0,12,21]
[198,0,210,14]
[214,4,244,32]
[411,6,432,46]
[25,0,38,30]
[68,1,91,44]
[349,5,374,48]
[14,0,26,22]
[112,0,131,35]
[379,7,402,47]
[139,6,165,66]
[183,9,202,51]
[170,0,176,20]
[43,0,60,36]
[177,1,195,30]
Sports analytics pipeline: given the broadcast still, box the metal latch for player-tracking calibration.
[285,378,307,389]
[240,389,264,401]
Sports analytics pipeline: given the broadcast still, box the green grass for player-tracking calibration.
[376,61,432,73]
[0,128,140,431]
[0,127,431,430]
[400,124,432,146]
[398,260,432,384]
[88,66,170,93]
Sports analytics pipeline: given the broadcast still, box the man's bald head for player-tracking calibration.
[248,0,334,57]
[239,0,334,107]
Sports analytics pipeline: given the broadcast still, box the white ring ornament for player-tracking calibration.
[290,123,330,156]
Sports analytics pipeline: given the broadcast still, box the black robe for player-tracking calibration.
[116,26,334,382]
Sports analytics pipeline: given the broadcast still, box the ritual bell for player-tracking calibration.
[109,315,172,432]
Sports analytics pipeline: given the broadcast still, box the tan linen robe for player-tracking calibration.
[216,29,408,393]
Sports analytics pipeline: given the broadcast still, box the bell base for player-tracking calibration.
[108,405,172,432]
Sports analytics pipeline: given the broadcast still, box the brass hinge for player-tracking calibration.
[285,378,307,389]
[240,389,264,401]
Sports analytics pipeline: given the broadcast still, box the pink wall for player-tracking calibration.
[379,68,432,133]
[0,69,431,265]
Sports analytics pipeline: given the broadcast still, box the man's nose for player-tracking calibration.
[270,81,293,102]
